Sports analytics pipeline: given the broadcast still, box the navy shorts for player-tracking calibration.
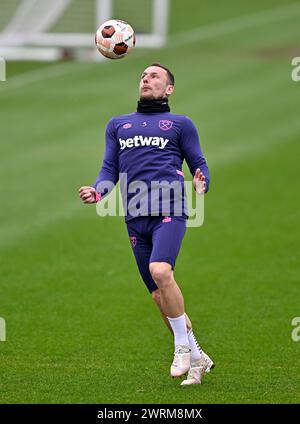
[126,216,187,293]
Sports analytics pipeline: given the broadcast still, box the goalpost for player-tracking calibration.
[0,0,170,61]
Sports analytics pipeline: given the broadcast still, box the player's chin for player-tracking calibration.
[140,91,154,101]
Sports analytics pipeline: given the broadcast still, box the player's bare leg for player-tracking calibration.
[149,262,191,377]
[149,262,185,318]
[151,289,192,334]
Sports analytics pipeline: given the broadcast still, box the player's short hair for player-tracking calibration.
[149,63,175,86]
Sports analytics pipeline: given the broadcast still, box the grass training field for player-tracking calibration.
[0,0,300,403]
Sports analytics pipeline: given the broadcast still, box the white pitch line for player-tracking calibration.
[0,61,89,90]
[173,2,300,46]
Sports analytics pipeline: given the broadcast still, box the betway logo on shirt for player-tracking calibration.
[119,135,169,150]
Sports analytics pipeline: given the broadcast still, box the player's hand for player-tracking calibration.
[193,168,206,194]
[79,186,97,204]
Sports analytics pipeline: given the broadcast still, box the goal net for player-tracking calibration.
[0,0,170,60]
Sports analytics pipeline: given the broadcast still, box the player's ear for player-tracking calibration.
[165,84,174,96]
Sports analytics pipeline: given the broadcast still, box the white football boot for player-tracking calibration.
[170,345,191,378]
[180,352,215,386]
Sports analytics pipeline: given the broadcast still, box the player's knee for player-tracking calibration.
[149,263,172,287]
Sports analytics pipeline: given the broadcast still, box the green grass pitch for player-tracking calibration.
[0,0,300,403]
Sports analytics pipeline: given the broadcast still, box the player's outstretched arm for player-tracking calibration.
[193,168,206,195]
[79,186,100,204]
